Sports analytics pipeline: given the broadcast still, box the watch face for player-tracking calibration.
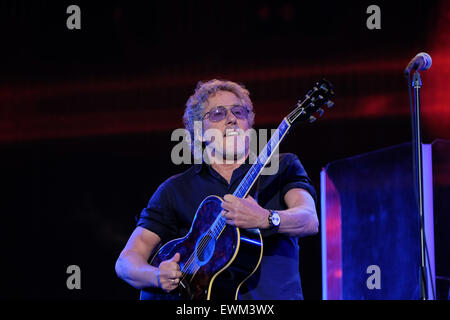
[271,212,280,226]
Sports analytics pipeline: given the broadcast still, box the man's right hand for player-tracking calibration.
[157,252,182,292]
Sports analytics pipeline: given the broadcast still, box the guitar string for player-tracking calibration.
[177,134,276,283]
[181,163,259,275]
[177,114,314,282]
[179,205,232,282]
[178,206,227,279]
[178,89,333,279]
[178,124,282,282]
[180,223,217,278]
[185,161,261,264]
[174,89,333,287]
[178,169,263,283]
[178,158,263,283]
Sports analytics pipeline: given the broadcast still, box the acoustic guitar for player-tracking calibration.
[141,79,335,300]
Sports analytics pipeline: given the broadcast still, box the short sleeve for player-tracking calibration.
[280,153,317,204]
[136,180,178,244]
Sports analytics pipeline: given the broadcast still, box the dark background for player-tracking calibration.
[0,0,449,299]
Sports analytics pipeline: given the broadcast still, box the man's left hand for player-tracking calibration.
[221,194,270,229]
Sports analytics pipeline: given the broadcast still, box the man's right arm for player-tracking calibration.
[115,227,182,292]
[115,226,161,290]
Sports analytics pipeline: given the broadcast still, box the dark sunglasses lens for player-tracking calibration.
[208,107,227,122]
[206,106,249,122]
[231,106,248,119]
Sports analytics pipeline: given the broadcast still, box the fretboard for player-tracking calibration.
[208,118,292,240]
[233,118,291,198]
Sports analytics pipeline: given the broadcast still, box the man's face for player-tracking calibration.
[201,90,251,162]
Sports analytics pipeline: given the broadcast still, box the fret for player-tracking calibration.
[213,119,292,239]
[232,119,290,200]
[152,80,334,296]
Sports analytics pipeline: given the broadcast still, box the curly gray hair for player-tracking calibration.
[183,79,255,154]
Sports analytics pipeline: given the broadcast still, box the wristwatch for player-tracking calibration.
[268,210,281,229]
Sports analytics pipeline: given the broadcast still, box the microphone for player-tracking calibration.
[404,52,432,75]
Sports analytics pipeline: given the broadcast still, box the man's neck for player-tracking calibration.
[210,153,249,184]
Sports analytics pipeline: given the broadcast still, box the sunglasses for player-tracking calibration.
[202,105,251,122]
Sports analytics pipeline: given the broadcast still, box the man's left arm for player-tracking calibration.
[275,188,318,237]
[221,188,318,237]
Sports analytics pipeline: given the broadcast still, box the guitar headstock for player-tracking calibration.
[286,79,335,125]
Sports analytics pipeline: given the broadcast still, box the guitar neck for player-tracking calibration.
[209,78,334,239]
[232,118,292,199]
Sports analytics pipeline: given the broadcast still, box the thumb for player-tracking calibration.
[170,252,180,263]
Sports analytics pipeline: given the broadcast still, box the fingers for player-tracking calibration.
[221,195,265,229]
[221,207,237,227]
[221,200,233,222]
[158,270,182,292]
[223,217,235,226]
[225,194,255,203]
[222,194,240,212]
[223,194,254,210]
[163,269,182,278]
[169,252,180,263]
[223,194,238,203]
[221,194,248,224]
[221,201,232,212]
[222,195,239,226]
[158,253,182,292]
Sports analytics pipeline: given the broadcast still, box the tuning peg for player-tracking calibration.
[317,108,324,117]
[326,101,334,108]
[308,115,317,123]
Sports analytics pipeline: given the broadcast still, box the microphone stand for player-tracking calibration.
[409,71,428,300]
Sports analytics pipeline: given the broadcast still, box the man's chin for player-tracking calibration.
[223,151,247,164]
[207,148,248,165]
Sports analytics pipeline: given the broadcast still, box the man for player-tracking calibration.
[115,79,318,299]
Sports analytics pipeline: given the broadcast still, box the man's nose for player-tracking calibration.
[225,109,237,124]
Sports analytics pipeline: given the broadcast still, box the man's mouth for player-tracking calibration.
[224,129,241,137]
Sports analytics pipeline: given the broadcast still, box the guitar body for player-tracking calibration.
[140,195,263,300]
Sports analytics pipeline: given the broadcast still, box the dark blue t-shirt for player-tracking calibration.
[136,153,316,300]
